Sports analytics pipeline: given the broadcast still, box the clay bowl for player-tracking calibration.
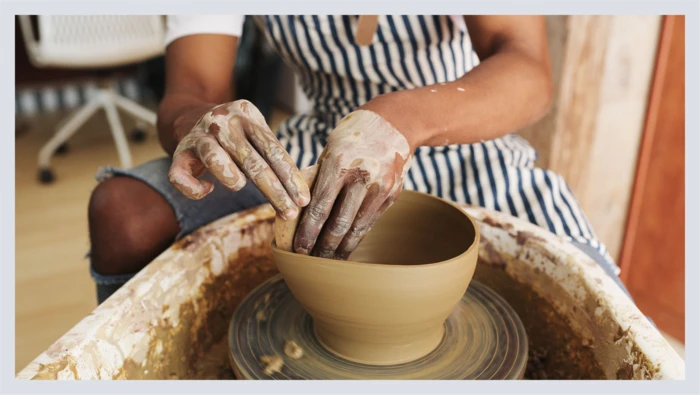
[272,190,480,366]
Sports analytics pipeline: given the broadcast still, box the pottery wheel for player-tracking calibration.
[229,274,528,380]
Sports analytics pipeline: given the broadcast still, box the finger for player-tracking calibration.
[194,134,246,191]
[336,183,401,260]
[242,149,300,220]
[212,121,300,220]
[312,182,367,259]
[243,119,310,207]
[168,149,214,200]
[293,162,344,255]
[223,135,299,219]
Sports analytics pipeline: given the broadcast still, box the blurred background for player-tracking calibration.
[14,15,685,371]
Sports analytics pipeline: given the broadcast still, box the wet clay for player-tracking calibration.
[169,100,310,218]
[292,110,413,259]
[473,262,605,379]
[274,165,319,251]
[284,341,304,360]
[259,355,284,376]
[272,190,480,365]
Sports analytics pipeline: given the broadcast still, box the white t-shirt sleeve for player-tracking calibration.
[164,15,246,47]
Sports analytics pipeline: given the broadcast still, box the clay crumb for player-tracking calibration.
[457,87,465,92]
[284,341,304,359]
[259,355,284,376]
[581,338,594,348]
[430,89,437,93]
[614,326,632,344]
[256,310,267,321]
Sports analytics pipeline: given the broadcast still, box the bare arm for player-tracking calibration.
[156,34,238,156]
[362,15,553,149]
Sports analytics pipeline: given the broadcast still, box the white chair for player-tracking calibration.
[18,15,165,183]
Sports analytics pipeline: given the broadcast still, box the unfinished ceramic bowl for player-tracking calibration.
[271,190,480,365]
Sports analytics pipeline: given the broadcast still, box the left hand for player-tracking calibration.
[293,109,414,259]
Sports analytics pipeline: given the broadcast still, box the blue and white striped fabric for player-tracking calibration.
[255,15,614,266]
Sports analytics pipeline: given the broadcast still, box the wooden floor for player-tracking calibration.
[14,105,684,374]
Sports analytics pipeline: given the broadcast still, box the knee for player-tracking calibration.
[89,176,177,275]
[88,177,129,235]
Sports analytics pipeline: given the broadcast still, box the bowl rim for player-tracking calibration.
[271,190,480,270]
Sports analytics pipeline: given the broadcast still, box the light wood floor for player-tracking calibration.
[14,105,684,374]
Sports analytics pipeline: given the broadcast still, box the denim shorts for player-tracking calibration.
[89,156,634,305]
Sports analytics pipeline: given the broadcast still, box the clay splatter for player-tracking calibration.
[284,341,304,360]
[259,355,284,376]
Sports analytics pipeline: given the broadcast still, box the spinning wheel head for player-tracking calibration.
[229,275,528,380]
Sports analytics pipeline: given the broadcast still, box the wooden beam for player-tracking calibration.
[519,15,661,261]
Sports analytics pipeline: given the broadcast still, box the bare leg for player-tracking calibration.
[88,176,179,276]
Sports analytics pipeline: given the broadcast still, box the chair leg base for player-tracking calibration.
[130,127,147,143]
[55,143,69,155]
[38,167,56,184]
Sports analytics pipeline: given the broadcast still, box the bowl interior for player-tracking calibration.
[345,191,476,266]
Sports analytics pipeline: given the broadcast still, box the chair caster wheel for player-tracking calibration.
[38,168,55,184]
[56,143,69,155]
[130,128,147,143]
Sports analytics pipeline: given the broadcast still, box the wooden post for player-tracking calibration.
[519,15,661,261]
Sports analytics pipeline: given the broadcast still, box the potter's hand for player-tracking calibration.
[294,110,413,259]
[168,100,310,220]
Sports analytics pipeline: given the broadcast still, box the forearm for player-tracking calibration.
[362,45,552,149]
[156,92,220,157]
[157,34,238,156]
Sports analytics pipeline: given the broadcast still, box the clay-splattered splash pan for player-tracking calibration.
[228,274,528,380]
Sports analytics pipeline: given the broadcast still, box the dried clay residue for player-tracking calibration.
[515,230,546,247]
[613,326,661,379]
[481,216,514,231]
[32,357,81,380]
[113,227,279,380]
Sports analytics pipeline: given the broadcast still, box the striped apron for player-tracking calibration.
[254,15,615,267]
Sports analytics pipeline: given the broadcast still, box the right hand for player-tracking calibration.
[168,99,310,220]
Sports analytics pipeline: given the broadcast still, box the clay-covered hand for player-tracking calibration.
[168,100,310,220]
[293,109,413,259]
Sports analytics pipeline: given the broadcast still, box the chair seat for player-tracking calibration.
[36,45,163,69]
[34,15,164,68]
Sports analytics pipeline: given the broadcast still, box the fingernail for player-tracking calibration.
[298,194,310,206]
[283,207,299,220]
[296,247,310,255]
